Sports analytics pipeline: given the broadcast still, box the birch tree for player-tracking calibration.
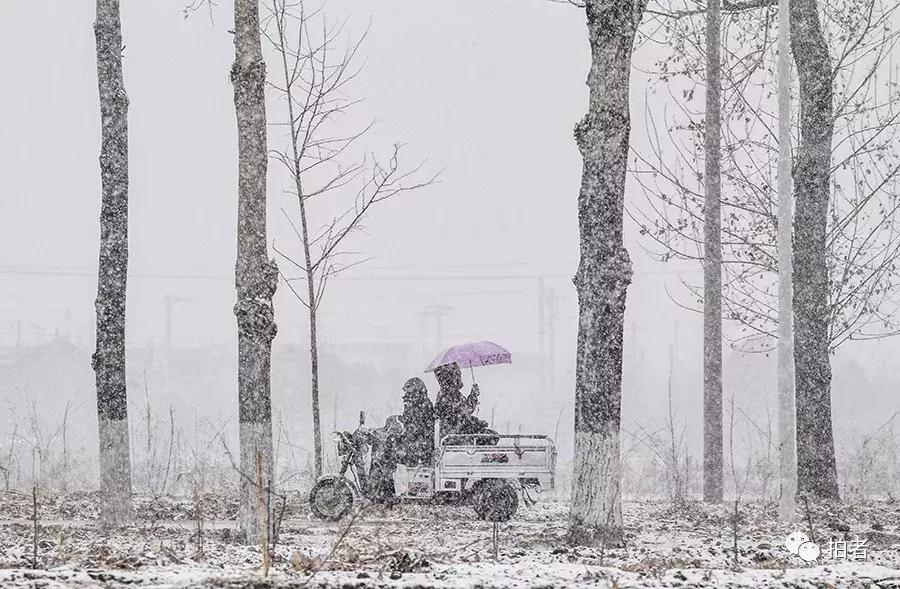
[775,0,796,520]
[92,0,133,527]
[264,0,435,478]
[232,0,279,543]
[567,0,647,546]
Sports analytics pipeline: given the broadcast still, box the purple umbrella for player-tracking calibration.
[424,341,512,373]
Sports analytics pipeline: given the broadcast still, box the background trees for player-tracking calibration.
[92,0,133,527]
[632,0,900,500]
[232,0,279,544]
[634,0,900,350]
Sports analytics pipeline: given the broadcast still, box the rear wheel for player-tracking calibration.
[309,477,355,521]
[472,479,518,522]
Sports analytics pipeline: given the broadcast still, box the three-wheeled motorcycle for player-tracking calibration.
[308,412,556,522]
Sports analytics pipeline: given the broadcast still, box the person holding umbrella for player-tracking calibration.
[432,363,480,441]
[426,341,512,444]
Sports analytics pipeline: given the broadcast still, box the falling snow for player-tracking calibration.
[3,0,900,586]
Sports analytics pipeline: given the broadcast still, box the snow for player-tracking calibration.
[4,561,900,589]
[2,492,898,587]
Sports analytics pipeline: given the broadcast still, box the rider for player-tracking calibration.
[399,377,435,466]
[433,363,489,442]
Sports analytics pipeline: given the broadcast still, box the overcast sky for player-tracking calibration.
[0,1,687,349]
[1,1,896,453]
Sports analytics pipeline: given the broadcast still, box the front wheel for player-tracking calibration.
[309,476,355,521]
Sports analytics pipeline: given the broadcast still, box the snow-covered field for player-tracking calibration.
[1,491,899,588]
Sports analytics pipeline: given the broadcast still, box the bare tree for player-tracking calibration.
[92,0,133,527]
[232,0,279,543]
[632,0,900,350]
[264,0,436,478]
[565,0,647,547]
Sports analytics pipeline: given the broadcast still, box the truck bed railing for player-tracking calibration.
[440,433,553,446]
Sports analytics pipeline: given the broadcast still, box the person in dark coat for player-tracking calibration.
[433,363,481,442]
[399,377,435,466]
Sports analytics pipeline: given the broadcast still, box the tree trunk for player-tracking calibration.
[309,310,322,478]
[300,204,323,479]
[92,0,133,527]
[790,0,840,501]
[568,0,644,547]
[703,0,724,505]
[777,0,798,520]
[232,0,278,543]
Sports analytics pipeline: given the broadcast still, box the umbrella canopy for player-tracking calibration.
[424,341,512,373]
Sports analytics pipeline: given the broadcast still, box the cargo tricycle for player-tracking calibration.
[308,412,556,522]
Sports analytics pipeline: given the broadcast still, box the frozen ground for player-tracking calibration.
[1,491,899,588]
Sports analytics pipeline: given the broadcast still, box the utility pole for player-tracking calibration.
[538,277,546,391]
[431,305,453,350]
[547,285,557,392]
[164,294,190,349]
[419,305,453,352]
[416,309,429,364]
[165,294,173,349]
[63,309,74,342]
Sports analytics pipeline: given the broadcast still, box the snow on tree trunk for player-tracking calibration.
[92,0,133,527]
[568,0,644,547]
[789,0,840,501]
[777,0,798,520]
[232,0,278,543]
[702,0,724,505]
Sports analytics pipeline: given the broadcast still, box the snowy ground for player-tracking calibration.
[1,491,899,588]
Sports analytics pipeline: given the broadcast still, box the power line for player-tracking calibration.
[0,265,703,281]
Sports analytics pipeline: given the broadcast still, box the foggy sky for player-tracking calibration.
[1,1,896,462]
[0,1,695,356]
